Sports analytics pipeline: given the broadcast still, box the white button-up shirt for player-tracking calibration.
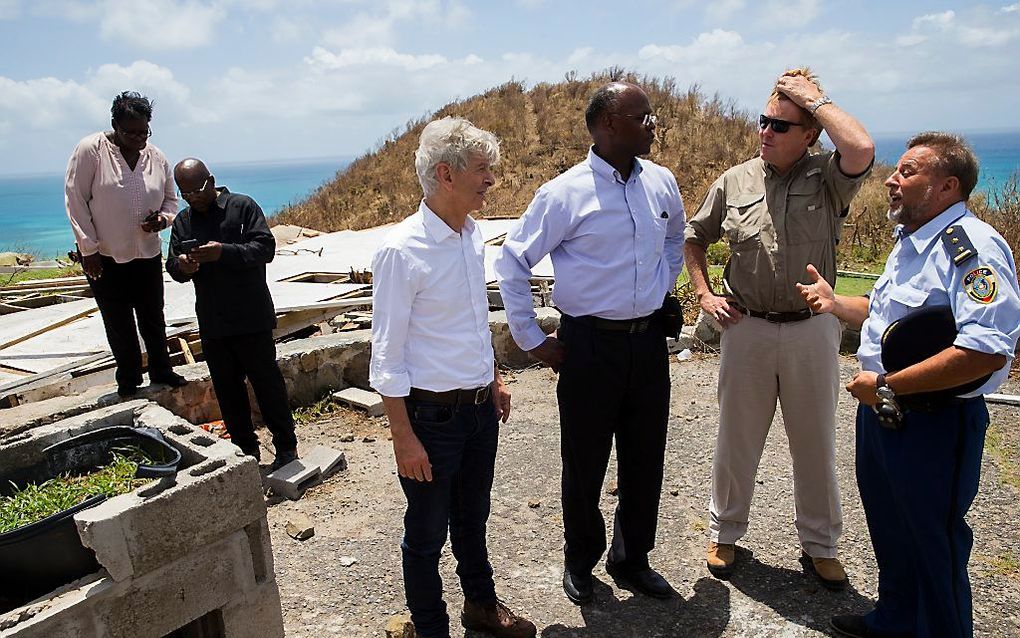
[858,202,1020,396]
[369,201,494,397]
[494,148,687,351]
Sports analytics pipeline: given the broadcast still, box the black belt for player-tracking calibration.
[408,386,491,406]
[736,305,813,324]
[563,313,655,333]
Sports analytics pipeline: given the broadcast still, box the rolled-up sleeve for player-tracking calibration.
[369,246,419,397]
[64,139,99,255]
[951,240,1020,360]
[495,188,569,351]
[684,176,725,247]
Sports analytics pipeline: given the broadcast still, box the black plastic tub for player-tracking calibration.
[0,426,181,608]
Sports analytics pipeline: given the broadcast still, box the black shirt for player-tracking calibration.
[166,188,277,339]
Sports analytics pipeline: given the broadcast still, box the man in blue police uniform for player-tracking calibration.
[797,132,1020,638]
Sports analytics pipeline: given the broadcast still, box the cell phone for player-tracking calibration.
[144,210,160,223]
[180,239,200,253]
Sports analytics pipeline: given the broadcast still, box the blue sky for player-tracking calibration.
[1,0,1019,175]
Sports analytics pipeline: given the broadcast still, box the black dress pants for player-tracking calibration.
[556,315,671,575]
[201,330,297,454]
[87,255,174,389]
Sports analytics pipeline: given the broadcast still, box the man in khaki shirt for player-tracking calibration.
[685,68,874,589]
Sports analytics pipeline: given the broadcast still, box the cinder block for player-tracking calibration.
[76,453,266,581]
[331,386,384,416]
[302,444,347,478]
[264,459,322,500]
[219,580,284,638]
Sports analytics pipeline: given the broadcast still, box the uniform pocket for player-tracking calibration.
[723,192,766,244]
[787,184,829,245]
[886,284,929,310]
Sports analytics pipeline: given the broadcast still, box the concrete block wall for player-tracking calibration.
[0,401,284,638]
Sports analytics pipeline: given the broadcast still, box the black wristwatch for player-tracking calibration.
[876,373,896,402]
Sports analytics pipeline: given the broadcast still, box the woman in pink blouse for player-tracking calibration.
[65,91,187,397]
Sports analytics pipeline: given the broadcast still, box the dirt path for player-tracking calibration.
[267,356,1020,637]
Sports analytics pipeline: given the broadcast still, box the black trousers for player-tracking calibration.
[87,255,174,389]
[556,315,671,574]
[201,330,297,454]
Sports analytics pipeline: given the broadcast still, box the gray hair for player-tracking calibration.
[414,116,500,198]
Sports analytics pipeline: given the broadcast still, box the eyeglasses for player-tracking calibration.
[758,114,805,134]
[178,176,211,198]
[116,124,152,140]
[613,112,658,128]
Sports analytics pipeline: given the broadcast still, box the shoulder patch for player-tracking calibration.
[964,266,997,304]
[941,224,978,267]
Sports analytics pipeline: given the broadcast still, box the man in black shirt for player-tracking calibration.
[167,158,298,469]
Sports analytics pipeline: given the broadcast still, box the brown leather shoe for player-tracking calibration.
[461,598,536,638]
[802,552,848,591]
[706,541,735,579]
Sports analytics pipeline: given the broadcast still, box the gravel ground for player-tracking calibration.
[266,354,1020,637]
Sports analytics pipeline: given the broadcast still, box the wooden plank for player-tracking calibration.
[0,304,98,351]
[1,275,87,291]
[0,351,111,395]
[986,393,1020,407]
[178,337,196,365]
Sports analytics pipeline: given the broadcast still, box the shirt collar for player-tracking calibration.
[214,186,230,209]
[762,151,810,179]
[587,147,642,183]
[418,200,472,243]
[900,201,969,254]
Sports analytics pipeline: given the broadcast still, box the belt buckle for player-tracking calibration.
[765,312,782,323]
[629,320,647,333]
[474,386,489,405]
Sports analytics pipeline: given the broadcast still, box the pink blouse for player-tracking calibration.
[64,132,178,263]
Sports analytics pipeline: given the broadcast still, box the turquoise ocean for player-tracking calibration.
[0,158,349,259]
[2,130,1019,260]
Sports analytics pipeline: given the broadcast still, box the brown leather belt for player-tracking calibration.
[735,305,813,324]
[408,386,491,406]
[563,313,655,333]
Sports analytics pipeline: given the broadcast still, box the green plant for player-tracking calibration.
[705,242,730,265]
[292,392,347,426]
[0,449,150,534]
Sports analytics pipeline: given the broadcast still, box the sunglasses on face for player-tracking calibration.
[178,175,212,198]
[758,114,806,134]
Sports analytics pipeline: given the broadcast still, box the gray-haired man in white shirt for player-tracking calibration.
[369,117,536,638]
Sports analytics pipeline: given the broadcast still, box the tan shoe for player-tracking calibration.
[706,541,735,579]
[802,552,848,591]
[461,598,537,638]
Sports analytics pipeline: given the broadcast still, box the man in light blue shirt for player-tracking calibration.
[495,82,686,604]
[798,132,1020,638]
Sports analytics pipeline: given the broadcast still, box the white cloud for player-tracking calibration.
[899,8,1018,49]
[305,46,447,71]
[1001,3,1020,13]
[98,0,226,49]
[763,0,819,28]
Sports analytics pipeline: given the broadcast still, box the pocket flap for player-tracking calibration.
[887,284,929,307]
[726,192,765,209]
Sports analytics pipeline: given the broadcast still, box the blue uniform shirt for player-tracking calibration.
[858,202,1020,396]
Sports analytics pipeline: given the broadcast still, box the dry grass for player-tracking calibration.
[275,69,1020,274]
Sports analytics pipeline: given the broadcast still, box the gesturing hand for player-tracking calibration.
[190,241,223,263]
[796,264,835,314]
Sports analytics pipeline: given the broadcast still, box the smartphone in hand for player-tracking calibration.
[180,238,201,253]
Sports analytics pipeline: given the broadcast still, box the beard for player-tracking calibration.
[887,185,934,226]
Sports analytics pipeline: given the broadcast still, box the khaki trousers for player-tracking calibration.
[709,313,843,558]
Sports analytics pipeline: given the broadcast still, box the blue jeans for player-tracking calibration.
[856,398,987,638]
[399,397,499,638]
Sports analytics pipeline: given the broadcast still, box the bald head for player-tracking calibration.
[585,82,642,133]
[174,158,210,184]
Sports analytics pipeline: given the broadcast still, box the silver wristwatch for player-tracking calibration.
[807,95,832,114]
[876,373,896,402]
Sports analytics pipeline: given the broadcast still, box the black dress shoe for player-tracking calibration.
[117,384,138,398]
[830,614,875,638]
[562,567,593,605]
[269,449,299,472]
[150,370,188,387]
[606,561,674,599]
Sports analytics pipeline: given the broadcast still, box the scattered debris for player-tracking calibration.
[332,387,385,417]
[676,348,693,362]
[987,393,1020,406]
[339,556,357,567]
[385,613,415,638]
[302,445,347,479]
[285,513,315,541]
[362,436,376,443]
[265,460,323,501]
[528,499,541,508]
[340,434,355,443]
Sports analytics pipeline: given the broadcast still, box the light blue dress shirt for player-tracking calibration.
[494,148,686,351]
[858,202,1020,396]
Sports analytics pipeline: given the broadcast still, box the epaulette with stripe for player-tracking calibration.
[940,224,978,267]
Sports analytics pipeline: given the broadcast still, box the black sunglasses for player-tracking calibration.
[758,114,806,134]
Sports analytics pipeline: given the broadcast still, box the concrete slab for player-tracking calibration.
[301,444,347,478]
[264,459,322,500]
[331,386,384,416]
